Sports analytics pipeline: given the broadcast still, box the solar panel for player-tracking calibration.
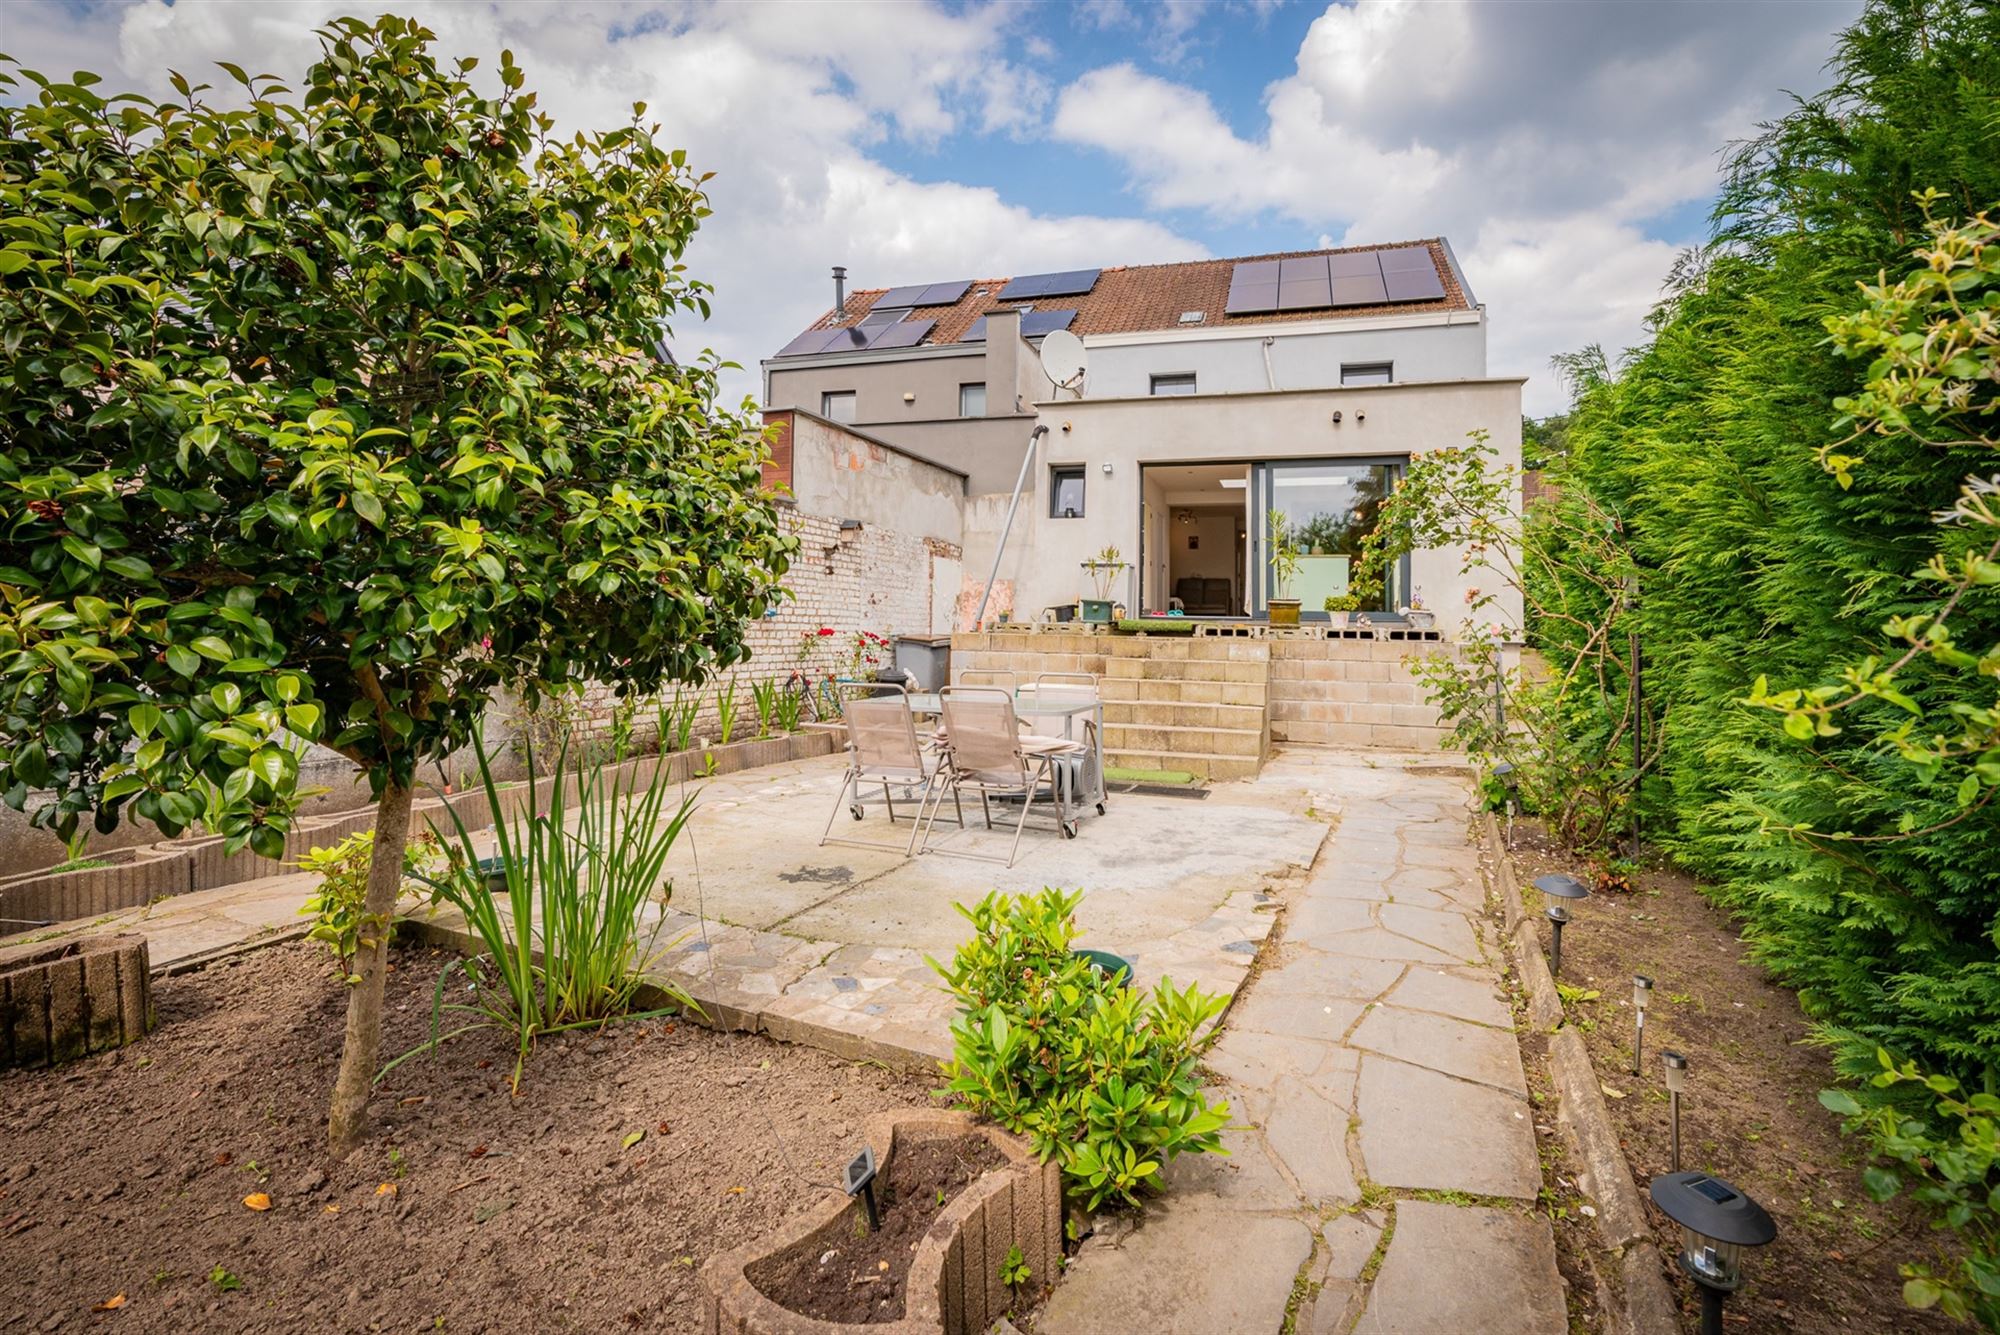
[865,319,934,350]
[875,284,931,308]
[774,326,841,357]
[1328,251,1382,277]
[1276,256,1332,311]
[859,304,908,326]
[1329,269,1389,306]
[997,268,1100,300]
[1383,266,1446,301]
[1225,259,1281,315]
[823,325,873,352]
[1376,247,1435,273]
[916,279,972,305]
[1021,309,1077,337]
[958,316,988,342]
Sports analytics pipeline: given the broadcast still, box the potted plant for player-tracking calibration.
[1323,592,1362,630]
[1404,589,1437,631]
[1266,510,1304,626]
[1078,546,1128,623]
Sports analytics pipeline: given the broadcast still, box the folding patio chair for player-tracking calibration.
[956,667,1017,694]
[1028,671,1107,818]
[819,686,961,855]
[916,687,1085,867]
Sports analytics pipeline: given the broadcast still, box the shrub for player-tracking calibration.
[408,734,698,1088]
[930,889,1230,1210]
[297,831,442,981]
[1820,1051,2000,1327]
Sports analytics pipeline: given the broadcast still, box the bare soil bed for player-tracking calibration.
[1512,822,1956,1334]
[0,940,937,1333]
[746,1132,1005,1323]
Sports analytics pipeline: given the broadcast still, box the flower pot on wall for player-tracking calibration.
[1326,610,1350,630]
[1268,597,1301,627]
[1407,609,1437,631]
[1079,600,1114,624]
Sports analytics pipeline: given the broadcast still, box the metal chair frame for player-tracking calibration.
[915,686,1083,867]
[819,683,961,855]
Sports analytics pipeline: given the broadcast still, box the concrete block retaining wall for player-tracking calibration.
[0,933,152,1068]
[699,1109,1061,1335]
[0,730,838,933]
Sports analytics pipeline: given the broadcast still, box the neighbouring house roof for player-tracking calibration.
[768,238,1475,361]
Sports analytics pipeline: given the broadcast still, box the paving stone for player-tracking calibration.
[1376,902,1481,961]
[1154,1118,1298,1211]
[1261,1075,1359,1205]
[1355,1202,1565,1335]
[1384,966,1513,1028]
[1317,1212,1384,1283]
[1297,925,1460,966]
[1228,990,1369,1043]
[1037,1199,1314,1334]
[1252,953,1406,1000]
[1204,1028,1336,1090]
[1349,1005,1527,1093]
[1354,1056,1539,1198]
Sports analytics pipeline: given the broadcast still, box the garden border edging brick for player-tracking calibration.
[1479,811,1680,1335]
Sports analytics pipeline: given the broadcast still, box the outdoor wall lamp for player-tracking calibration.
[1632,974,1654,1075]
[837,519,863,543]
[1663,1050,1688,1170]
[1533,873,1589,975]
[1492,761,1518,847]
[1330,410,1343,425]
[1101,461,1114,475]
[1355,410,1366,424]
[1649,1170,1775,1335]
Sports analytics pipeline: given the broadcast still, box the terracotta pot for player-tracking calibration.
[1268,597,1302,627]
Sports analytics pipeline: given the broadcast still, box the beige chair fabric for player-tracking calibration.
[918,687,1083,867]
[819,688,959,854]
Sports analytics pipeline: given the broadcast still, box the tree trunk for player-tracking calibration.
[328,776,415,1155]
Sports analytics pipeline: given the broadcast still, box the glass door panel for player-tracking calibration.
[1259,461,1402,614]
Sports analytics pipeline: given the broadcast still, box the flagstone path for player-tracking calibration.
[1038,750,1565,1335]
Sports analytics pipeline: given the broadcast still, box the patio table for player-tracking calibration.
[906,690,1108,817]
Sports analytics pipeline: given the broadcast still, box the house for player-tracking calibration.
[761,241,1525,774]
[763,241,1523,630]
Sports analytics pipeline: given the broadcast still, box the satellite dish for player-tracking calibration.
[1039,328,1088,395]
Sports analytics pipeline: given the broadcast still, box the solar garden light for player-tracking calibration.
[844,1146,881,1232]
[1663,1049,1689,1171]
[1533,873,1589,976]
[1649,1170,1776,1335]
[1631,974,1654,1075]
[1492,761,1519,847]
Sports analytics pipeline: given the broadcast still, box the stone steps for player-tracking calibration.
[1106,748,1262,782]
[1271,720,1456,750]
[1102,700,1266,730]
[1103,722,1266,759]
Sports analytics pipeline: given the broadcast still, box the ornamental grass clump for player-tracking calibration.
[930,888,1230,1210]
[406,734,698,1089]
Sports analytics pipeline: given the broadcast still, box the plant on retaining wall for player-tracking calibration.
[298,831,444,981]
[930,888,1230,1209]
[749,679,779,738]
[659,689,700,753]
[408,736,699,1089]
[0,18,794,1150]
[715,676,740,746]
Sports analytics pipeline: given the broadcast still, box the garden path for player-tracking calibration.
[1038,750,1565,1334]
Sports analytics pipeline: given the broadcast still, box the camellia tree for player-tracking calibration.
[0,17,794,1151]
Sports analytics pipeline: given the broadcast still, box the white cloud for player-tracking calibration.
[4,0,1200,406]
[1053,0,1858,412]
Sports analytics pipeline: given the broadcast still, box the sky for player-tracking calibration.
[1,0,1862,416]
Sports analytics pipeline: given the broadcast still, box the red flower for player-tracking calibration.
[817,627,836,637]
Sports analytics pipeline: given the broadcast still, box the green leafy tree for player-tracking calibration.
[0,17,793,1150]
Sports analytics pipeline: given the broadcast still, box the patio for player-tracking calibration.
[627,750,1328,1064]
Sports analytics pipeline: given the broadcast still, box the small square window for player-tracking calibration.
[1340,362,1392,385]
[1050,466,1085,519]
[1150,373,1197,396]
[959,382,986,417]
[821,391,856,423]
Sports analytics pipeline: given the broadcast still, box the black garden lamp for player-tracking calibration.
[1649,1170,1776,1335]
[1533,873,1589,976]
[1631,974,1654,1075]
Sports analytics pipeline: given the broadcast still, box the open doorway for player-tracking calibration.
[1138,463,1251,616]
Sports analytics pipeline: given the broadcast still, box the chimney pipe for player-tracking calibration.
[832,266,848,317]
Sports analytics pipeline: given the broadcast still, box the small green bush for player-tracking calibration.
[930,888,1230,1209]
[1114,618,1196,635]
[1821,1051,2000,1326]
[297,831,442,981]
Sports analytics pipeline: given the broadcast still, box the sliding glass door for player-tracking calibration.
[1249,458,1407,616]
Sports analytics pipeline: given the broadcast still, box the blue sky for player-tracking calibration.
[3,0,1857,414]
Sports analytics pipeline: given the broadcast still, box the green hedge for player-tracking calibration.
[1114,618,1198,635]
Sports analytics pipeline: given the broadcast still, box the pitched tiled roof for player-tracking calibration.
[771,239,1472,358]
